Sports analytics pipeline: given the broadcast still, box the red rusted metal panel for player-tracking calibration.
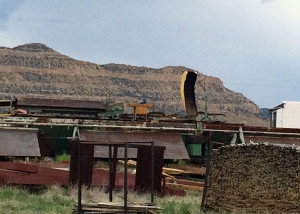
[0,128,40,156]
[135,145,165,194]
[69,140,94,187]
[92,169,135,189]
[0,162,38,173]
[79,130,190,159]
[0,162,135,188]
[1,174,69,185]
[0,162,69,185]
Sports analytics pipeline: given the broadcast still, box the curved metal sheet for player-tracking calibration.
[180,71,198,116]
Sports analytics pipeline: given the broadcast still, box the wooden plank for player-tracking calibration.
[119,160,198,175]
[166,178,204,187]
[165,183,203,191]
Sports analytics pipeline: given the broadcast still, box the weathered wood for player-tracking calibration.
[165,183,203,191]
[73,201,161,214]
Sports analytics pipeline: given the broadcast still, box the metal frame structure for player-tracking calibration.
[74,139,156,214]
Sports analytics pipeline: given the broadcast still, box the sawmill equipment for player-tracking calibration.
[127,103,154,120]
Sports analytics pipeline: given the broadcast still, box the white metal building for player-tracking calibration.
[270,101,300,128]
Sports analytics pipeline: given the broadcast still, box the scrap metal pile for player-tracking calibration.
[1,71,300,213]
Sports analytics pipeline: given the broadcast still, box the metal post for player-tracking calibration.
[108,145,113,202]
[112,145,118,190]
[162,175,166,197]
[124,143,128,214]
[201,131,213,209]
[77,141,82,213]
[151,141,154,204]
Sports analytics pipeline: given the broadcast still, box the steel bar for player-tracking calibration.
[77,141,82,214]
[112,145,118,190]
[151,141,154,203]
[162,175,166,197]
[201,131,213,209]
[203,129,300,136]
[108,145,113,202]
[0,127,38,131]
[0,122,198,132]
[124,143,128,214]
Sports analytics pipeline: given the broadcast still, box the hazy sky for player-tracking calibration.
[0,0,299,108]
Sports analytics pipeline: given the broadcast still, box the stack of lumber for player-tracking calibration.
[119,160,204,192]
[164,177,204,191]
[73,202,161,214]
[118,160,205,176]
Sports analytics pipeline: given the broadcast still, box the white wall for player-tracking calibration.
[276,102,300,128]
[276,108,283,128]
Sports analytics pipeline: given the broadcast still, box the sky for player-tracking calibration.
[0,0,299,108]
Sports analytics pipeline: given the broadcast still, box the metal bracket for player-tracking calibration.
[197,121,203,134]
[72,126,81,138]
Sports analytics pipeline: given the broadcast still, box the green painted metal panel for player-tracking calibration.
[186,144,201,156]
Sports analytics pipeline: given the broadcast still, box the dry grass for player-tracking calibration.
[0,185,216,213]
[68,185,151,204]
[0,185,74,214]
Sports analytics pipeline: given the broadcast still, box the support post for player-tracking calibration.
[151,141,154,204]
[201,131,213,209]
[112,145,118,190]
[108,145,113,202]
[77,142,82,213]
[124,143,128,214]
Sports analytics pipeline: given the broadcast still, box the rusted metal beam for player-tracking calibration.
[202,123,300,134]
[15,97,106,110]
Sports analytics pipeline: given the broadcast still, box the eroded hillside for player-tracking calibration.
[0,43,268,126]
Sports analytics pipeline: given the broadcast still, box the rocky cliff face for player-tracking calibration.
[0,43,268,126]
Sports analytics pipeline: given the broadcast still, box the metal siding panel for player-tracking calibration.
[79,130,190,159]
[284,103,300,128]
[0,128,40,156]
